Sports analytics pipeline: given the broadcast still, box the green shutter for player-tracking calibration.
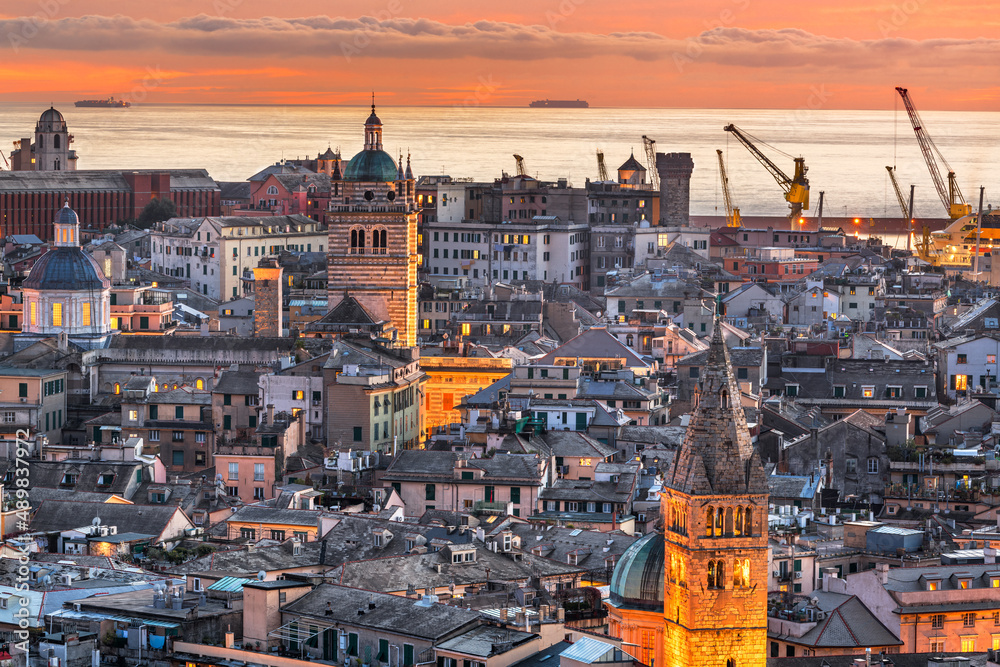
[510,487,521,504]
[379,639,389,662]
[575,412,587,430]
[404,644,414,667]
[223,415,231,430]
[348,633,358,657]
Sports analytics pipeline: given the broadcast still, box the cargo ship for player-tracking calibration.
[75,97,131,108]
[528,99,589,108]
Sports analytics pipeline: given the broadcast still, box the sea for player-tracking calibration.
[1,102,998,225]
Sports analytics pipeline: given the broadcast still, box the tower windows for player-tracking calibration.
[350,228,366,254]
[82,303,91,327]
[714,507,723,537]
[707,560,725,588]
[733,558,750,588]
[52,303,63,327]
[54,134,60,149]
[706,507,714,537]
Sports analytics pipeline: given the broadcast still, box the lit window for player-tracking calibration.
[128,410,138,421]
[30,301,36,326]
[114,383,121,395]
[989,355,997,364]
[82,303,91,326]
[955,375,969,391]
[579,458,592,467]
[110,317,119,330]
[862,386,874,398]
[195,378,204,390]
[52,303,62,327]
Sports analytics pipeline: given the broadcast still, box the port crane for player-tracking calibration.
[641,136,659,190]
[716,149,742,228]
[886,165,920,254]
[895,86,971,220]
[723,124,809,221]
[513,154,528,177]
[596,150,610,182]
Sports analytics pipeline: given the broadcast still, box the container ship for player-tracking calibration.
[528,99,589,108]
[75,97,131,108]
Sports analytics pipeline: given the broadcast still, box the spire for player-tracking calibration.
[405,151,413,180]
[397,150,404,180]
[664,308,768,497]
[364,93,383,151]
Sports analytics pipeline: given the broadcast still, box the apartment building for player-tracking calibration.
[150,214,326,300]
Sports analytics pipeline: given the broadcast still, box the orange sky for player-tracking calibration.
[3,0,999,109]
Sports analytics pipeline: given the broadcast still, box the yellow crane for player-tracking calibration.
[716,149,742,228]
[895,86,971,220]
[723,124,809,221]
[597,149,610,182]
[641,135,659,190]
[513,154,527,177]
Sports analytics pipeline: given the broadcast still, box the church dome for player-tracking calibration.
[608,531,663,611]
[344,149,398,182]
[37,107,67,132]
[22,247,110,291]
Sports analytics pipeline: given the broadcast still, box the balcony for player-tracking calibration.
[883,483,981,502]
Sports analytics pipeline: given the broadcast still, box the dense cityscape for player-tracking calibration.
[0,93,997,667]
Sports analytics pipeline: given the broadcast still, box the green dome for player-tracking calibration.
[344,149,398,182]
[608,531,663,611]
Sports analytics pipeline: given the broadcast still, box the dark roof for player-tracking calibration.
[617,153,646,173]
[785,594,902,649]
[218,182,251,199]
[317,296,380,325]
[212,370,262,396]
[29,501,187,538]
[283,583,480,641]
[535,328,648,368]
[679,346,763,368]
[383,451,543,485]
[227,506,322,527]
[25,460,143,497]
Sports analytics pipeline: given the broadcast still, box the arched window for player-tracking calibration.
[266,185,278,195]
[725,507,734,535]
[714,507,724,537]
[706,507,714,537]
[707,560,716,588]
[734,506,744,536]
[745,507,753,536]
[114,383,121,395]
[727,659,736,667]
[195,378,204,390]
[54,134,60,149]
[38,135,43,149]
[716,560,724,588]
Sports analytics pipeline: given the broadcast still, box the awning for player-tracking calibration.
[268,619,336,642]
[207,576,253,593]
[48,608,181,630]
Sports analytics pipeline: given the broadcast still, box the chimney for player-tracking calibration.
[822,567,839,592]
[266,404,274,424]
[875,562,889,585]
[500,608,508,622]
[556,607,565,622]
[985,547,997,565]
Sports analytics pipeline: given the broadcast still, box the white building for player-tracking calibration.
[259,373,325,442]
[150,214,326,301]
[936,334,1000,398]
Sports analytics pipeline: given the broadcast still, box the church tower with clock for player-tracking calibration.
[326,101,419,347]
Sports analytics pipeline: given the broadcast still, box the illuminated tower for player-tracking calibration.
[660,316,769,667]
[326,100,418,347]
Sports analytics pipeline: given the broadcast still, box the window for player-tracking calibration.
[253,463,265,481]
[425,484,436,501]
[961,636,976,652]
[353,426,363,441]
[172,431,184,442]
[915,386,927,399]
[292,390,304,400]
[954,374,969,391]
[931,614,944,629]
[270,530,285,541]
[82,303,91,326]
[845,458,858,475]
[785,384,798,397]
[240,528,255,540]
[254,487,265,500]
[957,353,968,364]
[148,430,160,441]
[990,355,997,364]
[861,386,874,398]
[228,462,239,480]
[195,432,206,443]
[128,409,138,421]
[172,450,184,466]
[929,638,945,653]
[834,385,845,398]
[963,612,976,628]
[175,406,184,419]
[52,302,62,327]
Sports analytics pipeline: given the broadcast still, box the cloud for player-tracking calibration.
[3,14,1000,71]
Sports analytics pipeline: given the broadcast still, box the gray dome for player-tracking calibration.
[37,107,67,132]
[608,531,663,611]
[56,205,79,226]
[22,248,110,291]
[344,149,398,182]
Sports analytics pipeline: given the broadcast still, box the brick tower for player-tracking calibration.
[661,316,769,667]
[655,152,693,226]
[326,101,418,347]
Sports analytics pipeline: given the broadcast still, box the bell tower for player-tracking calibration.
[661,318,769,667]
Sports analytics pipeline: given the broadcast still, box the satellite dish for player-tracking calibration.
[257,571,266,581]
[92,517,102,526]
[595,311,602,318]
[215,473,223,482]
[41,575,51,586]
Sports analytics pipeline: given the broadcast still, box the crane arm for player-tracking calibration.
[886,166,909,219]
[641,135,659,190]
[723,124,792,193]
[596,150,609,182]
[717,150,741,227]
[513,154,527,178]
[895,86,969,219]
